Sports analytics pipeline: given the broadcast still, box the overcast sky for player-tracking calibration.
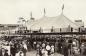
[0,0,86,26]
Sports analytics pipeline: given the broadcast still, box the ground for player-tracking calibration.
[26,51,64,56]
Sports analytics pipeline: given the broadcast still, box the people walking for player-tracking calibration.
[63,42,68,56]
[22,42,27,56]
[50,44,54,56]
[46,43,51,56]
[10,45,16,56]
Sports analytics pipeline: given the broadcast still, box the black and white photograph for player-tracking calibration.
[0,0,86,56]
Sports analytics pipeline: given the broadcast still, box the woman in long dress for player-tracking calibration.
[42,48,48,56]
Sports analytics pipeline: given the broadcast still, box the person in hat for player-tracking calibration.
[2,48,5,56]
[46,43,51,56]
[10,45,16,56]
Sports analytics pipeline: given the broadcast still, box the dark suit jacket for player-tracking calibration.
[0,49,2,56]
[4,52,9,56]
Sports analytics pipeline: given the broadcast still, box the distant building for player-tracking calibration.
[74,20,85,32]
[74,20,84,27]
[0,24,19,34]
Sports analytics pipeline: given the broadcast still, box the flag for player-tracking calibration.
[62,4,64,11]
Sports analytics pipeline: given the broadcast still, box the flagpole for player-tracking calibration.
[30,12,32,19]
[30,11,34,20]
[44,8,46,16]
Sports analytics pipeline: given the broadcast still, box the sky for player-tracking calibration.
[0,0,86,26]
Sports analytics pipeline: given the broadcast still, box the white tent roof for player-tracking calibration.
[27,14,79,30]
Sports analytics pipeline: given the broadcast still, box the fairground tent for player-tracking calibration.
[27,14,79,32]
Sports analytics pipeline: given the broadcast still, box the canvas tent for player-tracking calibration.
[27,14,79,32]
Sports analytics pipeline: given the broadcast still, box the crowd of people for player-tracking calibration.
[0,36,66,56]
[35,42,55,56]
[0,39,28,56]
[0,36,86,56]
